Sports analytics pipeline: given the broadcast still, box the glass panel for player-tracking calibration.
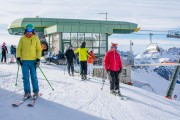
[63,33,70,40]
[93,41,99,47]
[53,33,59,41]
[71,33,78,47]
[85,33,92,40]
[63,42,70,53]
[78,33,84,47]
[100,47,106,55]
[85,41,93,47]
[100,33,106,40]
[122,69,127,77]
[92,33,99,41]
[93,48,99,54]
[100,41,106,47]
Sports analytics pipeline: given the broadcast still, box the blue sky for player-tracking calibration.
[0,0,180,53]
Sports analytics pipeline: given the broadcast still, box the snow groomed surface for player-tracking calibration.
[0,63,180,120]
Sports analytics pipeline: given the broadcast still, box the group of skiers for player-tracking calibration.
[64,42,96,80]
[64,41,123,95]
[12,23,123,100]
[1,42,16,63]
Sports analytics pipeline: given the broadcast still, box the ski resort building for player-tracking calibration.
[8,17,138,56]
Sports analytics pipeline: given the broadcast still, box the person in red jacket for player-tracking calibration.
[104,43,123,95]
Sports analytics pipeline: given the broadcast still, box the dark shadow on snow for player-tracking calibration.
[0,88,103,120]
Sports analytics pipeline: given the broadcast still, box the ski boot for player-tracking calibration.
[84,75,87,80]
[68,73,71,76]
[23,93,31,100]
[72,72,74,76]
[81,75,84,80]
[32,93,39,100]
[110,90,116,95]
[115,90,122,96]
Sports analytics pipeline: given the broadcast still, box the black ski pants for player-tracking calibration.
[1,54,6,62]
[80,61,87,75]
[108,70,120,90]
[67,62,74,74]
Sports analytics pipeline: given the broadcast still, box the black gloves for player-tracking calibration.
[35,59,40,67]
[16,57,22,66]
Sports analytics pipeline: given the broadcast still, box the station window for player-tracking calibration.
[78,33,84,47]
[100,33,106,40]
[100,48,106,55]
[100,41,106,47]
[92,33,99,41]
[63,33,70,41]
[71,33,78,47]
[85,33,92,40]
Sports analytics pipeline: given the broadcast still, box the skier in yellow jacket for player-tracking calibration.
[74,42,92,80]
[16,24,41,100]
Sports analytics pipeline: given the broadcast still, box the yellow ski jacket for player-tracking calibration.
[17,35,41,60]
[74,48,91,61]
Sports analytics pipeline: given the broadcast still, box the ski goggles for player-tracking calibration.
[111,46,117,49]
[25,28,34,32]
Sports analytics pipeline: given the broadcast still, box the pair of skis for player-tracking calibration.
[111,92,128,100]
[12,93,42,107]
[12,98,36,107]
[117,94,128,100]
[68,74,90,81]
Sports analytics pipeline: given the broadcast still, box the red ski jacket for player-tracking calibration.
[104,50,123,71]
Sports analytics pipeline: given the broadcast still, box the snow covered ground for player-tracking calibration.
[0,63,180,120]
[132,68,180,101]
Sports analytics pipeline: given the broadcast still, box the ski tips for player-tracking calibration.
[27,103,34,107]
[12,104,18,107]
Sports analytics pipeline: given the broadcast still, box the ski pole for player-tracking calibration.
[38,66,54,91]
[101,60,105,90]
[15,64,20,86]
[101,79,105,90]
[101,70,105,90]
[64,62,67,75]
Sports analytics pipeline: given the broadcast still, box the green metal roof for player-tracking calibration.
[8,18,138,35]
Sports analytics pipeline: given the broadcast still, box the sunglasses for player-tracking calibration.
[111,46,116,48]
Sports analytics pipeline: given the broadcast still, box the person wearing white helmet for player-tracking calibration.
[87,48,96,76]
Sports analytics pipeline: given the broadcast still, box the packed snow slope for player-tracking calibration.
[0,63,180,120]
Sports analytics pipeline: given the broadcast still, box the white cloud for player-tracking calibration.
[0,0,180,30]
[0,0,180,53]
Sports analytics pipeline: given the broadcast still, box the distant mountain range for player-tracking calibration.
[134,47,180,84]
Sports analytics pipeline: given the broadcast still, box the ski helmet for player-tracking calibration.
[68,44,73,48]
[25,24,34,32]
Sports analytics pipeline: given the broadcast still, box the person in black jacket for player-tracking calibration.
[1,42,8,63]
[65,44,76,76]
